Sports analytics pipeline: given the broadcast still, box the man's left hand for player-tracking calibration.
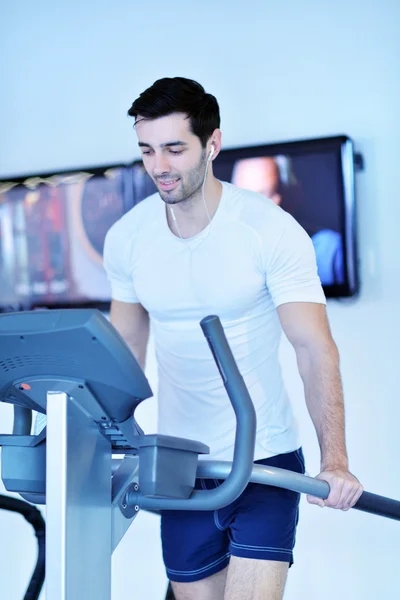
[307,469,364,511]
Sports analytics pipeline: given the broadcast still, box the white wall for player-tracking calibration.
[1,0,399,598]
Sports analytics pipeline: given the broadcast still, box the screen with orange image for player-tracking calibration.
[0,165,134,311]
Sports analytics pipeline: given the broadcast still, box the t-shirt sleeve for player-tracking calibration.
[264,213,326,308]
[103,223,139,303]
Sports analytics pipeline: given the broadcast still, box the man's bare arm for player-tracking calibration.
[277,302,363,510]
[278,302,347,470]
[110,300,149,371]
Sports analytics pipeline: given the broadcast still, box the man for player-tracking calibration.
[103,77,363,600]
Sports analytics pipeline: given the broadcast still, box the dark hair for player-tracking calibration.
[127,77,220,147]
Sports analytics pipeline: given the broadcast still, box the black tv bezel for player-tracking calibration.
[0,162,134,313]
[131,134,359,299]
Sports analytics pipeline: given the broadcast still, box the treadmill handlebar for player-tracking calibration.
[126,316,400,520]
[127,315,257,511]
[196,461,400,521]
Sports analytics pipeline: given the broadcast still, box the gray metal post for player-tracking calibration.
[45,391,112,600]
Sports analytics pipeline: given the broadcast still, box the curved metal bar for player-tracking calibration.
[196,461,400,521]
[197,461,329,497]
[126,315,257,511]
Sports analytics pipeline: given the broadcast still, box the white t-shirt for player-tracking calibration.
[103,181,326,461]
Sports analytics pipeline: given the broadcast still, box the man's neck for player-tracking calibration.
[167,177,223,239]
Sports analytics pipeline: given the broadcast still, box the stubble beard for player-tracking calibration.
[156,149,208,208]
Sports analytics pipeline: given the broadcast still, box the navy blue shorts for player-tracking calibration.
[161,448,305,583]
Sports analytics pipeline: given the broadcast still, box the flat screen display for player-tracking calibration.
[131,135,358,297]
[0,165,134,310]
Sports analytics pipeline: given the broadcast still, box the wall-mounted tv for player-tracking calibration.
[131,135,359,298]
[0,164,134,311]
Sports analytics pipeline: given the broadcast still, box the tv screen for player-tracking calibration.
[0,165,134,311]
[131,135,358,298]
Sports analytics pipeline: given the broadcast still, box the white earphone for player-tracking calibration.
[208,145,214,160]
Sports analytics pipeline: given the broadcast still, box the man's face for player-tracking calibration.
[136,112,208,204]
